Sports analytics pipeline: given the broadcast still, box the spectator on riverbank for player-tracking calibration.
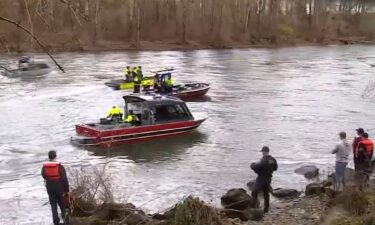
[353,128,365,170]
[250,146,278,213]
[41,151,70,225]
[356,133,374,188]
[331,131,351,191]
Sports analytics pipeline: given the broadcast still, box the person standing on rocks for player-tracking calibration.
[41,150,70,225]
[331,131,351,191]
[353,128,365,170]
[356,132,374,187]
[250,146,278,213]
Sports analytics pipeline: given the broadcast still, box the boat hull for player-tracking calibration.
[169,83,210,100]
[105,76,154,90]
[72,119,206,147]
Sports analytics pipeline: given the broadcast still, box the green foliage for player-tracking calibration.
[278,24,296,38]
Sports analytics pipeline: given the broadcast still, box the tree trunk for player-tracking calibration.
[309,0,313,26]
[24,0,34,50]
[136,4,140,47]
[181,0,187,44]
[93,0,100,45]
[244,0,251,33]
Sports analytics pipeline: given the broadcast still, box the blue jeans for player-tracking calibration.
[335,161,348,185]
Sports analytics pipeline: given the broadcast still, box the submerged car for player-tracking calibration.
[1,56,51,77]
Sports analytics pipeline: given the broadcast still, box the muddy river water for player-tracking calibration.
[1,45,375,224]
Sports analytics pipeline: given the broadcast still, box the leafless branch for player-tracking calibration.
[0,15,65,73]
[59,0,90,25]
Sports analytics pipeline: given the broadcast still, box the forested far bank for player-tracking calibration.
[1,0,375,53]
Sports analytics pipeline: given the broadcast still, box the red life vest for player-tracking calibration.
[360,139,374,156]
[43,162,61,180]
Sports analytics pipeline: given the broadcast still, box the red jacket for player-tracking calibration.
[356,138,374,164]
[41,161,69,193]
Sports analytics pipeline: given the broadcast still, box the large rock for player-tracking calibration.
[221,208,264,221]
[324,187,338,198]
[222,209,249,221]
[305,183,325,196]
[221,188,259,210]
[272,188,300,198]
[70,197,96,217]
[123,211,149,225]
[321,179,334,187]
[95,202,139,221]
[152,213,167,220]
[86,202,149,225]
[246,180,256,192]
[295,165,319,179]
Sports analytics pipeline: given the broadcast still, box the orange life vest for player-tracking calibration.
[43,162,61,180]
[360,138,374,156]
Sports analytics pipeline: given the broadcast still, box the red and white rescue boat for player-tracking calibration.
[71,94,206,147]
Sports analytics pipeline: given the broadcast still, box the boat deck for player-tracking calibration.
[85,122,133,131]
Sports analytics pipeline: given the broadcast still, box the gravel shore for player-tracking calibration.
[244,195,329,225]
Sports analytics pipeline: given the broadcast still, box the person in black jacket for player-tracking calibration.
[250,146,278,213]
[41,151,70,225]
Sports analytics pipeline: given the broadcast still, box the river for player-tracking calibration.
[0,45,375,224]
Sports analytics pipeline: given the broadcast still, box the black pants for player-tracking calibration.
[48,191,66,225]
[134,84,140,93]
[251,180,271,212]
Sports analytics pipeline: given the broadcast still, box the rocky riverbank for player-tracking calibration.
[245,195,330,225]
[67,166,375,225]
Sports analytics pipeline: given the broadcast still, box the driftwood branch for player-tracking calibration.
[0,15,65,73]
[0,66,11,72]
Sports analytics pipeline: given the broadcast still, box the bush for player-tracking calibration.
[335,189,369,216]
[278,24,296,38]
[69,165,114,216]
[331,215,375,225]
[171,196,227,225]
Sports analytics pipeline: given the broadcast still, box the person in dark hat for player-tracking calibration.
[356,133,374,182]
[41,151,69,225]
[353,128,365,170]
[250,146,278,213]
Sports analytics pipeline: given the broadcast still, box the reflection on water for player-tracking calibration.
[1,45,375,223]
[88,131,207,163]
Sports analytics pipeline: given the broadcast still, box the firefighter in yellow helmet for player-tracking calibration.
[164,76,174,94]
[142,79,153,91]
[107,106,123,122]
[124,66,131,81]
[124,110,138,125]
[132,66,141,93]
[132,66,139,79]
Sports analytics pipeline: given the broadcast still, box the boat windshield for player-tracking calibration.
[127,102,143,115]
[152,103,191,122]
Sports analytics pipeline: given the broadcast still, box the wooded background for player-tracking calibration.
[1,0,375,52]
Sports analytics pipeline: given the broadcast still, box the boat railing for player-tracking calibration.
[149,67,174,74]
